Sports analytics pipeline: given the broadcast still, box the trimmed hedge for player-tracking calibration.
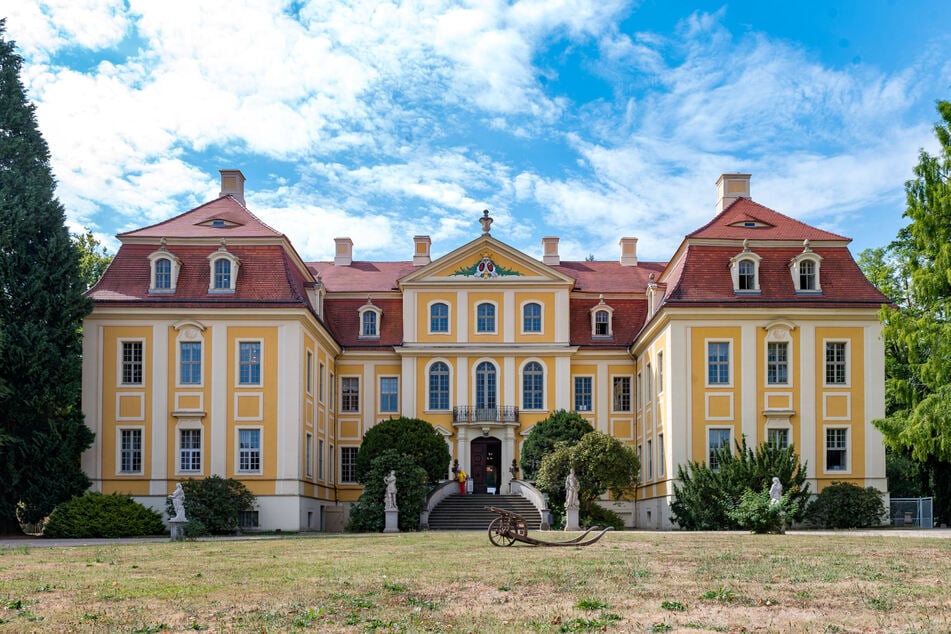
[44,493,165,538]
[805,482,886,528]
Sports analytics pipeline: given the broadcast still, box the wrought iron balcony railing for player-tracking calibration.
[452,406,519,424]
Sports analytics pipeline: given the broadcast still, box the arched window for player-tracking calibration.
[594,310,609,336]
[148,245,181,294]
[799,259,816,290]
[730,242,761,293]
[522,361,544,410]
[789,241,823,293]
[358,300,382,339]
[476,302,496,333]
[475,361,497,412]
[213,258,231,290]
[523,302,542,333]
[362,310,377,337]
[737,259,756,290]
[430,302,449,333]
[428,362,450,410]
[155,258,172,290]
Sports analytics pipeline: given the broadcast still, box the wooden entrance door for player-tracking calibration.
[470,437,501,495]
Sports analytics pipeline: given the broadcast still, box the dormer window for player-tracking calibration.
[790,240,823,293]
[590,295,614,338]
[208,242,240,293]
[148,241,181,294]
[730,241,761,294]
[358,298,382,339]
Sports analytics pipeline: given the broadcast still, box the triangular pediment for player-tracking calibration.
[399,234,575,286]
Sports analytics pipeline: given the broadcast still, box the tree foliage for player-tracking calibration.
[804,482,886,529]
[670,438,810,530]
[519,409,594,480]
[535,431,639,528]
[347,449,428,532]
[868,100,951,526]
[44,493,165,538]
[165,476,256,536]
[726,490,801,534]
[0,21,94,532]
[355,417,450,484]
[72,229,113,290]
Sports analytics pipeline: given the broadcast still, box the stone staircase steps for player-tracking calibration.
[427,493,543,531]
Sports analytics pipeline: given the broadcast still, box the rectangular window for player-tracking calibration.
[647,438,653,480]
[180,342,201,385]
[825,342,848,385]
[708,428,732,470]
[305,433,313,478]
[329,372,335,409]
[318,438,325,480]
[707,342,730,385]
[119,428,142,473]
[657,352,664,393]
[767,342,789,385]
[238,341,261,385]
[341,377,360,412]
[637,444,643,482]
[636,372,641,410]
[380,377,398,413]
[238,510,259,528]
[121,341,143,385]
[179,428,201,472]
[306,351,313,394]
[329,444,335,484]
[341,446,358,483]
[767,428,789,450]
[318,362,325,402]
[826,428,848,471]
[238,428,261,473]
[645,364,652,401]
[574,376,592,412]
[657,433,665,477]
[612,376,631,412]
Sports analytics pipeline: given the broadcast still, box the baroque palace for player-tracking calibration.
[81,171,889,530]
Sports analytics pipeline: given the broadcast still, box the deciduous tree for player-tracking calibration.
[519,409,594,480]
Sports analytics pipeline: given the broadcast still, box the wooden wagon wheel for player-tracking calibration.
[488,516,517,547]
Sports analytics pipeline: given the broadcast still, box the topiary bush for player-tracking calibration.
[355,417,451,484]
[805,482,886,528]
[347,449,428,532]
[165,476,256,536]
[44,493,165,538]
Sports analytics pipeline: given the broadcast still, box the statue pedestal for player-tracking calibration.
[564,507,580,531]
[384,509,399,533]
[169,520,188,541]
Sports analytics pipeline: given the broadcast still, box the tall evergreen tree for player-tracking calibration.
[873,100,951,526]
[0,20,94,533]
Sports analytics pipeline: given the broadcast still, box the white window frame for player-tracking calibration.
[428,301,451,335]
[358,302,382,339]
[305,350,314,395]
[236,339,263,387]
[647,438,653,480]
[305,432,314,479]
[148,248,182,294]
[766,427,790,450]
[707,426,733,471]
[426,359,452,412]
[657,433,665,477]
[177,340,203,387]
[474,301,498,334]
[730,250,762,293]
[705,339,733,388]
[657,351,664,394]
[790,251,823,293]
[590,300,614,337]
[208,246,240,293]
[823,340,850,387]
[119,339,145,387]
[117,426,144,475]
[318,362,325,403]
[340,446,358,483]
[340,376,360,413]
[236,426,263,475]
[520,301,544,335]
[574,376,593,412]
[379,375,399,413]
[318,438,325,481]
[612,375,632,413]
[823,426,850,474]
[176,422,203,475]
[766,341,790,386]
[520,359,546,412]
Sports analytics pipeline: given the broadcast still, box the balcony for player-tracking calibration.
[452,406,519,424]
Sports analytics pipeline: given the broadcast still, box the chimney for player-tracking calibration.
[715,173,751,213]
[541,237,560,265]
[619,237,638,266]
[334,237,353,266]
[219,169,246,205]
[413,236,431,266]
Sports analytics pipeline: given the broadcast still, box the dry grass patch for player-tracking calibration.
[0,531,949,632]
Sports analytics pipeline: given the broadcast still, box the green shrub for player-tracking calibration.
[582,503,625,530]
[726,489,801,534]
[44,493,165,538]
[355,417,451,484]
[165,476,256,536]
[805,482,886,528]
[520,409,594,480]
[348,449,428,532]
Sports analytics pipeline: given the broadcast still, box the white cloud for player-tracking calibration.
[0,0,129,58]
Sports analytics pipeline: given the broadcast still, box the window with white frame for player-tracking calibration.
[329,372,335,409]
[637,444,643,482]
[380,376,398,413]
[318,438,325,480]
[119,428,142,474]
[154,257,172,290]
[238,341,261,385]
[635,372,641,409]
[574,376,592,412]
[430,302,449,333]
[612,376,631,412]
[799,259,817,290]
[208,245,239,293]
[767,342,789,385]
[237,428,261,473]
[522,362,544,410]
[825,342,848,385]
[522,302,542,333]
[645,363,653,401]
[590,297,614,337]
[341,377,360,412]
[340,446,358,483]
[790,244,822,293]
[767,428,790,450]
[306,351,313,395]
[121,341,143,385]
[825,427,848,471]
[730,244,761,293]
[428,362,450,410]
[657,352,664,393]
[329,444,334,484]
[657,433,665,477]
[737,259,756,290]
[318,362,325,402]
[476,302,496,333]
[707,341,731,385]
[305,433,313,478]
[180,341,201,385]
[358,300,382,339]
[148,246,181,294]
[708,428,732,470]
[179,428,201,473]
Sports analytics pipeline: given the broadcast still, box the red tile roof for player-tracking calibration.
[662,245,889,307]
[308,262,417,292]
[118,196,284,239]
[553,261,666,293]
[321,297,403,348]
[87,243,310,308]
[568,298,647,347]
[688,198,849,242]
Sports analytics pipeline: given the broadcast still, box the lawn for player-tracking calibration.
[1,531,949,632]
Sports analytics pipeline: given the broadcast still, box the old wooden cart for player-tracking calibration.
[484,506,613,547]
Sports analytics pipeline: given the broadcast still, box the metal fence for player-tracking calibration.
[889,497,933,528]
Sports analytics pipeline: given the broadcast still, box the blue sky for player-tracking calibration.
[3,1,950,263]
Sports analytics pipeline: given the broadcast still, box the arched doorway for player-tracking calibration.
[470,436,502,494]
